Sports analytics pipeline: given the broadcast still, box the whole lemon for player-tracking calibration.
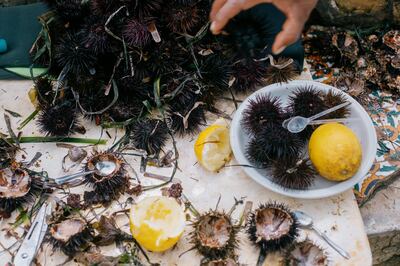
[130,196,186,252]
[309,123,362,181]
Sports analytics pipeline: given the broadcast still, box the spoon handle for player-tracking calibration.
[54,170,95,185]
[308,118,360,125]
[308,102,351,121]
[312,226,351,259]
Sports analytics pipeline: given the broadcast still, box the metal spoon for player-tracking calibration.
[294,211,351,260]
[53,160,117,185]
[283,102,352,133]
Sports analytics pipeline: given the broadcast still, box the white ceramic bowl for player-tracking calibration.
[230,80,377,199]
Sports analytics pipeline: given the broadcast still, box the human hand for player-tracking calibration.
[210,0,318,54]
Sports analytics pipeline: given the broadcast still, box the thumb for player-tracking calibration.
[272,16,303,54]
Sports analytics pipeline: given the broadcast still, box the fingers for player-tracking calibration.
[271,15,304,54]
[210,0,227,21]
[210,0,243,34]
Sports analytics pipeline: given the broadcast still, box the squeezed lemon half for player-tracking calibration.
[129,196,186,252]
[194,118,232,172]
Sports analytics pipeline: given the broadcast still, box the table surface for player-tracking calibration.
[0,79,372,265]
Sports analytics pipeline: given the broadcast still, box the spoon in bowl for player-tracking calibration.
[294,210,351,260]
[52,160,117,186]
[283,102,352,133]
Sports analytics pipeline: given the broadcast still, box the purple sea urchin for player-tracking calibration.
[271,157,316,190]
[37,104,84,136]
[231,60,266,93]
[90,0,121,15]
[165,3,202,34]
[55,32,97,76]
[123,19,152,48]
[247,202,298,265]
[168,92,206,136]
[0,168,43,218]
[287,86,325,118]
[127,119,169,155]
[34,77,54,108]
[242,94,283,135]
[49,218,93,256]
[322,90,350,119]
[46,0,89,25]
[82,19,113,55]
[246,124,303,167]
[265,57,299,85]
[130,0,163,18]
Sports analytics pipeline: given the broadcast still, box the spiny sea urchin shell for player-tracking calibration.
[265,57,299,85]
[284,239,330,266]
[0,140,16,168]
[271,157,316,190]
[34,77,54,108]
[123,19,152,48]
[247,202,298,265]
[246,124,303,167]
[49,218,93,256]
[286,86,326,139]
[199,55,232,93]
[55,32,97,76]
[82,19,113,55]
[37,104,84,136]
[127,119,169,155]
[46,0,89,25]
[322,90,350,119]
[190,211,239,260]
[168,91,206,136]
[90,0,121,15]
[130,0,163,18]
[0,168,43,218]
[83,152,129,203]
[242,94,283,135]
[287,86,325,118]
[164,2,202,34]
[231,60,267,93]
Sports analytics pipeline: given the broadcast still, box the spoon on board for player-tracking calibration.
[52,160,117,185]
[294,210,351,260]
[283,102,352,133]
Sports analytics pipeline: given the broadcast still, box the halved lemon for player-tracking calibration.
[129,196,186,252]
[194,118,232,172]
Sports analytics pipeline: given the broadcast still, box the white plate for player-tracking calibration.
[230,80,377,199]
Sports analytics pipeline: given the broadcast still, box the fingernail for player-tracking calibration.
[210,22,217,34]
[273,45,286,55]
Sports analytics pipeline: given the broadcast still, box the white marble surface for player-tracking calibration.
[0,80,372,265]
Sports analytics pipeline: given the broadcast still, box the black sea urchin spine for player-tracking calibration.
[271,157,316,190]
[322,90,350,119]
[231,60,267,93]
[128,119,169,155]
[49,226,93,256]
[242,94,284,135]
[246,124,303,167]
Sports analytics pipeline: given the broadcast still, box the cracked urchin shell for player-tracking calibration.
[127,119,169,155]
[0,168,43,218]
[37,104,84,137]
[245,124,303,167]
[322,90,350,119]
[284,239,330,266]
[49,218,93,256]
[55,32,97,75]
[264,58,300,85]
[83,152,129,203]
[271,157,316,190]
[200,258,239,266]
[190,211,239,260]
[247,202,298,253]
[231,60,267,93]
[241,93,284,135]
